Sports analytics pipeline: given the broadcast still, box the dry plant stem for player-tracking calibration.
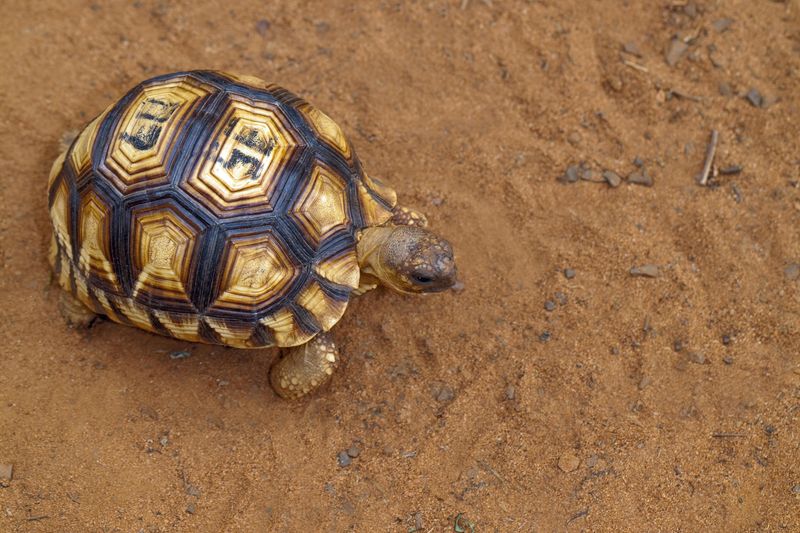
[698,129,719,186]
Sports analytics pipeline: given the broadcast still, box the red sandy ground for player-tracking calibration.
[0,0,798,531]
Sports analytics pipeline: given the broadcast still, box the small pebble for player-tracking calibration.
[564,268,576,279]
[337,451,352,467]
[633,156,645,167]
[139,405,159,421]
[567,131,582,146]
[627,170,654,187]
[347,446,360,458]
[255,19,271,35]
[186,485,201,497]
[558,453,581,473]
[451,280,465,293]
[765,425,776,436]
[719,165,743,175]
[638,376,652,390]
[665,39,689,67]
[169,350,191,360]
[580,167,601,182]
[784,263,800,281]
[186,502,196,514]
[554,292,567,305]
[723,355,734,365]
[0,465,12,480]
[689,352,706,364]
[559,165,580,184]
[602,170,622,188]
[435,385,455,403]
[722,334,732,345]
[630,264,660,278]
[623,41,642,57]
[718,82,733,97]
[586,455,599,468]
[746,88,764,108]
[792,485,800,494]
[544,300,556,312]
[673,339,684,352]
[712,18,734,33]
[504,385,516,401]
[539,331,551,343]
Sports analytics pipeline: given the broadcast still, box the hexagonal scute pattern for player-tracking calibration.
[101,78,212,194]
[298,102,351,160]
[77,191,120,293]
[210,229,298,313]
[181,95,300,217]
[129,203,202,308]
[47,70,409,348]
[290,162,350,246]
[70,104,113,176]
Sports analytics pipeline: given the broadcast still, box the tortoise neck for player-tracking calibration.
[356,226,394,280]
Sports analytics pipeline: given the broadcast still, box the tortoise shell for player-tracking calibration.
[47,70,398,348]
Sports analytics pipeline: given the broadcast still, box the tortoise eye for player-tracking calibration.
[412,274,434,284]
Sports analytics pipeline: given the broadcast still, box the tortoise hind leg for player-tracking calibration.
[59,130,79,153]
[269,332,339,399]
[59,290,97,328]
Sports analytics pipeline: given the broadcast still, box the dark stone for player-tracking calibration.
[712,18,734,33]
[627,170,654,187]
[602,170,622,188]
[623,41,642,57]
[746,88,763,108]
[665,39,689,67]
[255,19,271,35]
[719,165,743,175]
[337,451,352,467]
[784,263,800,281]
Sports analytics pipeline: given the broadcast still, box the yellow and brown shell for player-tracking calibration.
[48,71,397,348]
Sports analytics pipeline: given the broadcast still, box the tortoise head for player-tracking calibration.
[358,226,457,294]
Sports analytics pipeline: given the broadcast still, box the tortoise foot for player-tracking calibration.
[269,333,339,399]
[59,291,97,328]
[390,206,428,228]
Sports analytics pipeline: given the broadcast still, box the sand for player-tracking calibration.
[0,0,798,531]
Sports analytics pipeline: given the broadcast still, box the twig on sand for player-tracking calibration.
[670,89,703,102]
[698,129,719,186]
[623,59,649,73]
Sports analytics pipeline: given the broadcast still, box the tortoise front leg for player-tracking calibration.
[59,290,97,328]
[269,332,340,399]
[390,206,428,228]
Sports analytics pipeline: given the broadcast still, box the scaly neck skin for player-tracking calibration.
[356,226,394,283]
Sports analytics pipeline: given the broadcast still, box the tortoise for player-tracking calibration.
[47,70,457,399]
